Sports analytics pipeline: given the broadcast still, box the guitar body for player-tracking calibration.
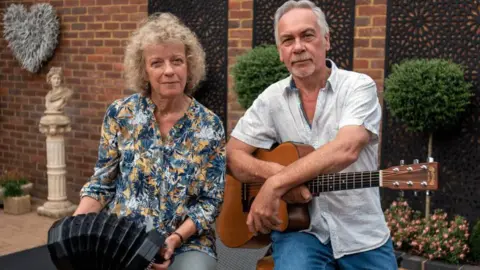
[216,142,314,248]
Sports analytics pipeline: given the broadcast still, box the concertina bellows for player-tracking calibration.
[47,212,166,270]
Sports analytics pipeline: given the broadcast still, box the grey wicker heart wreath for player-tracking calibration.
[3,3,59,73]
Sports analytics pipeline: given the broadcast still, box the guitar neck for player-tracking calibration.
[307,171,381,195]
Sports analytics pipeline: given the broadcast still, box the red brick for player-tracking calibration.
[355,48,384,58]
[356,0,371,4]
[357,27,386,37]
[71,23,86,30]
[87,55,104,62]
[354,59,369,69]
[95,31,111,38]
[87,23,103,30]
[105,23,119,30]
[64,0,79,7]
[230,29,252,39]
[358,6,386,16]
[72,7,86,15]
[230,10,252,19]
[241,20,252,28]
[95,15,111,21]
[229,20,240,28]
[371,60,385,69]
[229,1,241,10]
[242,1,253,9]
[355,16,370,27]
[96,0,112,4]
[121,23,137,30]
[373,16,386,26]
[79,15,94,22]
[103,6,121,14]
[354,38,370,48]
[96,47,113,54]
[372,38,385,48]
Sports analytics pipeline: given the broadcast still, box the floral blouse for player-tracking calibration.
[80,93,226,259]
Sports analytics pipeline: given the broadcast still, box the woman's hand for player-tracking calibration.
[150,233,183,270]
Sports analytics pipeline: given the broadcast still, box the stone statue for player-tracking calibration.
[44,67,73,113]
[37,66,77,218]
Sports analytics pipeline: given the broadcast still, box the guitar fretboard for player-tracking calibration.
[307,171,381,195]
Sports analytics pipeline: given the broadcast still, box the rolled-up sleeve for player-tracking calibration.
[230,93,277,149]
[187,120,226,235]
[80,102,121,206]
[339,74,382,144]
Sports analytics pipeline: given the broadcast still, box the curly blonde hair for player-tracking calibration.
[124,13,206,95]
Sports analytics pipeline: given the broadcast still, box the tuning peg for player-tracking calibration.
[399,190,404,197]
[413,159,419,164]
[428,157,434,162]
[414,191,418,196]
[426,191,433,196]
[400,160,405,166]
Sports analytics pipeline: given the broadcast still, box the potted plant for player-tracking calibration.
[384,58,473,218]
[231,44,289,110]
[0,170,33,203]
[3,180,31,215]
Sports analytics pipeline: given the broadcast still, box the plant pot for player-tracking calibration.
[4,194,31,215]
[0,182,33,203]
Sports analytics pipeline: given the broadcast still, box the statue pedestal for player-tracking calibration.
[37,114,77,218]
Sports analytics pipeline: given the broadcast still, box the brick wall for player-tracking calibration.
[0,0,147,203]
[226,0,388,135]
[227,0,253,134]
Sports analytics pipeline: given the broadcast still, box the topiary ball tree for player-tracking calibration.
[384,58,473,219]
[231,45,289,109]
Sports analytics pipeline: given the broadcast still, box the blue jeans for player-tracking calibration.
[270,231,397,270]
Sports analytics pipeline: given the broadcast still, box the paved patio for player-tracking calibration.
[0,198,56,256]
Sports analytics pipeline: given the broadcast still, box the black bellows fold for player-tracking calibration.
[46,212,166,270]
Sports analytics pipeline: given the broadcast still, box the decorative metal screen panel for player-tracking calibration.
[381,0,480,225]
[148,0,228,129]
[252,0,355,70]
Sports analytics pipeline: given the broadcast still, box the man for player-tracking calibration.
[226,1,397,269]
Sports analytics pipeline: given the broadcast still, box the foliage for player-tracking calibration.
[384,198,423,250]
[471,219,480,262]
[231,45,289,109]
[385,199,470,264]
[0,170,29,187]
[384,58,473,133]
[410,210,470,264]
[3,180,24,198]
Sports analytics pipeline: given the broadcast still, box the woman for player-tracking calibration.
[73,13,226,270]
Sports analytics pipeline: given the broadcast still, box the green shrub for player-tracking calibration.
[384,58,473,133]
[3,180,24,198]
[471,219,480,262]
[231,45,289,109]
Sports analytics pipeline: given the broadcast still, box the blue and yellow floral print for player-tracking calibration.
[80,93,226,258]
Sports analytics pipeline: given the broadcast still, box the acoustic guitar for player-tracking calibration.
[216,142,439,249]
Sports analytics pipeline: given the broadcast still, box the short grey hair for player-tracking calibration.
[274,0,330,45]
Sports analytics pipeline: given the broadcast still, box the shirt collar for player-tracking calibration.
[286,58,339,93]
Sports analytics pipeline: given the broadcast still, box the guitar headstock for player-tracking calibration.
[381,159,438,191]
